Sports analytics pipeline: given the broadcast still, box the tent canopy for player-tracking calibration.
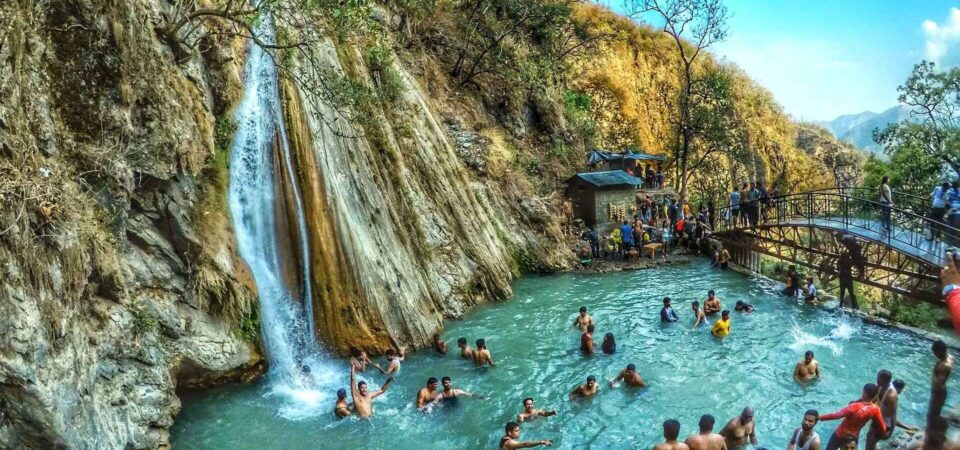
[586,149,667,166]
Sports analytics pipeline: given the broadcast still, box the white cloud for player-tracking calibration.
[922,7,960,68]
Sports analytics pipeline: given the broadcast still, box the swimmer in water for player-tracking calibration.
[704,290,722,316]
[571,306,594,332]
[655,419,691,450]
[384,346,406,375]
[439,376,480,403]
[734,301,753,313]
[415,377,443,411]
[349,363,394,418]
[498,422,553,449]
[457,337,475,360]
[580,324,595,355]
[334,388,352,419]
[691,301,707,330]
[891,380,919,433]
[711,310,731,338]
[786,410,821,450]
[300,365,314,386]
[473,339,495,367]
[601,333,616,354]
[794,351,821,382]
[719,407,757,448]
[685,414,727,450]
[609,363,646,388]
[569,375,599,400]
[350,348,383,374]
[517,397,557,423]
[433,334,448,354]
[866,370,897,450]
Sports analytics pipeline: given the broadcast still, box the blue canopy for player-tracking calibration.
[566,171,643,188]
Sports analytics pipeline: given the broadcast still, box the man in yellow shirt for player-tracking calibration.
[711,310,731,338]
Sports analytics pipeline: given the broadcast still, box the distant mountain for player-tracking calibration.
[814,105,913,154]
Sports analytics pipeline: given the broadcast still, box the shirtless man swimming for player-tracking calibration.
[334,388,352,419]
[866,370,897,450]
[517,397,557,423]
[571,306,594,332]
[691,301,708,330]
[656,419,691,450]
[891,380,920,433]
[433,334,447,354]
[794,351,821,382]
[609,363,647,388]
[786,410,821,450]
[580,324,595,355]
[720,407,757,448]
[415,377,442,411]
[350,349,382,374]
[349,363,394,418]
[473,339,495,367]
[499,421,553,449]
[685,415,727,450]
[457,337,474,360]
[569,375,599,400]
[704,291,722,316]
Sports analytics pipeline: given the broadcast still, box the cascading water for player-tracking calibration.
[228,13,335,416]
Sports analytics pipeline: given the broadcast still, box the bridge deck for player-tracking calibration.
[726,217,947,267]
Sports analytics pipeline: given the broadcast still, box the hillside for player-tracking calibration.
[0,0,859,448]
[815,105,912,154]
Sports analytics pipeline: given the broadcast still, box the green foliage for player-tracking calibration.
[363,45,406,104]
[131,304,159,337]
[235,303,261,342]
[882,296,945,330]
[563,89,597,145]
[300,0,375,39]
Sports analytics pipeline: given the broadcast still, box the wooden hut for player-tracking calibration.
[564,171,643,232]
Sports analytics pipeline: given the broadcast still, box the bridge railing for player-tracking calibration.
[713,191,960,267]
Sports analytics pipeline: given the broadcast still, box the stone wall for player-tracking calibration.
[594,189,637,234]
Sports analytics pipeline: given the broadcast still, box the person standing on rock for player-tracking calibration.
[922,340,952,450]
[571,306,594,332]
[473,339,495,367]
[457,337,475,360]
[837,254,858,309]
[786,410,821,450]
[685,414,727,450]
[350,363,394,418]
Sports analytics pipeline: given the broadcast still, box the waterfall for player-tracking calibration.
[227,13,334,412]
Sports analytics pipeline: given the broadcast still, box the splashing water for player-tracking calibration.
[788,314,860,356]
[227,13,333,415]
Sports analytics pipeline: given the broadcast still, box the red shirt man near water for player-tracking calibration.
[819,383,886,450]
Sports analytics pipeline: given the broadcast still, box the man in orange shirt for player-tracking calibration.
[819,383,886,450]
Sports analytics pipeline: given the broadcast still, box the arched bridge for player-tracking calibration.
[711,188,959,303]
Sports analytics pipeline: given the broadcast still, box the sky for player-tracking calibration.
[622,0,960,121]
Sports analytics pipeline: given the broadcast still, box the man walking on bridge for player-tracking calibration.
[878,176,894,233]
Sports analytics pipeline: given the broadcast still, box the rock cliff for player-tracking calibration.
[0,1,262,448]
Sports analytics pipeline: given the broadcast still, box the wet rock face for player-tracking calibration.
[0,1,261,448]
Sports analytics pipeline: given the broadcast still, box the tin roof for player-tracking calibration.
[566,171,643,188]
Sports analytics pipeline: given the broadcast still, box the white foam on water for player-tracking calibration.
[788,315,860,356]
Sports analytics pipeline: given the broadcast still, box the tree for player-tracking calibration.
[625,0,730,206]
[875,61,960,179]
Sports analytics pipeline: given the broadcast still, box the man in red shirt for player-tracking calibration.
[943,250,960,332]
[819,383,886,450]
